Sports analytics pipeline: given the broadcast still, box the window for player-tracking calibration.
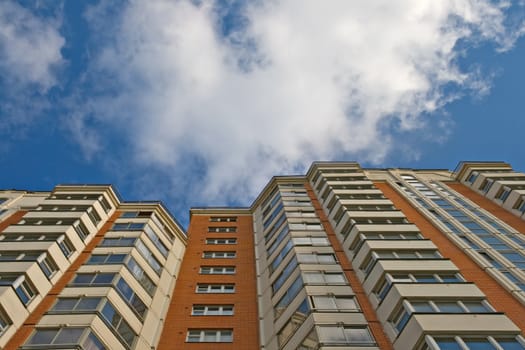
[51,297,102,312]
[38,253,58,278]
[192,305,234,316]
[144,225,169,257]
[0,307,11,336]
[57,235,74,257]
[206,238,237,245]
[100,236,137,247]
[202,251,236,259]
[459,221,489,234]
[86,253,127,265]
[426,335,525,350]
[71,273,116,286]
[303,271,346,285]
[210,216,237,222]
[112,222,146,231]
[264,203,284,228]
[126,257,157,295]
[266,226,289,256]
[135,239,162,275]
[269,240,293,273]
[311,295,359,311]
[208,226,236,233]
[87,208,101,226]
[49,299,134,347]
[479,179,494,193]
[289,222,323,231]
[477,235,512,251]
[287,210,316,218]
[500,270,525,291]
[292,236,330,246]
[151,214,176,243]
[24,327,106,349]
[466,171,479,183]
[262,191,281,217]
[265,214,287,243]
[116,277,147,319]
[283,199,312,207]
[514,198,525,214]
[316,326,375,346]
[277,299,310,347]
[200,266,235,275]
[496,187,511,202]
[186,329,233,343]
[375,273,465,300]
[101,302,136,347]
[500,251,525,269]
[99,196,112,213]
[361,250,442,274]
[120,211,153,218]
[391,299,493,333]
[297,253,337,264]
[272,257,298,293]
[275,276,304,319]
[74,221,90,240]
[10,276,36,305]
[196,284,235,293]
[281,189,308,197]
[479,252,503,268]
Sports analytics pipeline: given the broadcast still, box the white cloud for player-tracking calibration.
[78,0,524,204]
[0,1,64,91]
[0,1,64,133]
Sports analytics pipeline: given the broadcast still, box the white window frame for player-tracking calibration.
[195,284,235,293]
[202,251,236,259]
[186,329,233,343]
[206,238,237,245]
[191,305,234,316]
[200,266,235,275]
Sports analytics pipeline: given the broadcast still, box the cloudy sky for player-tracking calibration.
[1,0,524,225]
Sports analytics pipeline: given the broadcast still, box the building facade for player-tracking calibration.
[0,161,525,349]
[0,185,187,350]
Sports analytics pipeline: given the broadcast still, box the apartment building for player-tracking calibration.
[0,161,525,349]
[0,185,186,350]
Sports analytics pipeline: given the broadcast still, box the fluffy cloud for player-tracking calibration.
[77,0,524,205]
[0,1,64,133]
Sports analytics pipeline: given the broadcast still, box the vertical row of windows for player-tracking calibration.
[275,179,374,349]
[16,193,116,350]
[399,176,525,292]
[186,215,239,343]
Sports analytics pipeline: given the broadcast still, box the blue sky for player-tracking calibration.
[1,0,524,226]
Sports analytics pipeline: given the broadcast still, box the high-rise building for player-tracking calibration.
[1,161,525,350]
[0,185,187,350]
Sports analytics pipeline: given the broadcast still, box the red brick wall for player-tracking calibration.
[306,183,394,350]
[375,182,525,332]
[157,214,259,349]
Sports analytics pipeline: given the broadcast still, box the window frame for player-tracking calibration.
[186,329,233,343]
[191,305,234,316]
